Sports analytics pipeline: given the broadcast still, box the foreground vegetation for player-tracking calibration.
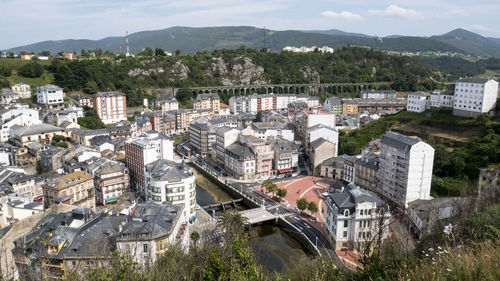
[61,194,500,281]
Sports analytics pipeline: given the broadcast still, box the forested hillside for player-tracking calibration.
[0,46,440,106]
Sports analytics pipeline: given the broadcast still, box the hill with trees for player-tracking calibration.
[5,26,500,57]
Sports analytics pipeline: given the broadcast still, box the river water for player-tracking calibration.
[193,168,311,273]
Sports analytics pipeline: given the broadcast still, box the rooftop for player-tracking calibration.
[380,131,419,151]
[146,159,193,182]
[226,143,255,159]
[11,123,64,137]
[93,91,125,97]
[457,77,496,84]
[38,84,62,91]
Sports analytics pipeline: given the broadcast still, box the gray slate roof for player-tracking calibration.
[225,143,255,159]
[457,77,495,83]
[310,138,333,150]
[146,159,193,182]
[380,131,419,151]
[11,123,63,136]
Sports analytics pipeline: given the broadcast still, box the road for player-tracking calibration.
[178,147,335,259]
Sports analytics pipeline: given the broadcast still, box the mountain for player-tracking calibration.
[488,37,500,45]
[302,29,372,38]
[4,26,500,57]
[431,28,500,57]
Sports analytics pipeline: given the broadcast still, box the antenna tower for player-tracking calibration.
[125,30,130,56]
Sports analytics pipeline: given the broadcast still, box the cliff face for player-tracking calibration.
[127,55,268,86]
[207,56,268,86]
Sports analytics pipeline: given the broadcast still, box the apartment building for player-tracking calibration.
[360,90,397,100]
[270,137,299,175]
[354,154,380,191]
[251,122,294,142]
[215,127,242,168]
[92,92,127,124]
[406,91,430,113]
[304,124,338,155]
[189,116,237,158]
[116,201,185,267]
[88,159,129,205]
[430,90,454,109]
[145,159,196,220]
[309,138,336,173]
[229,93,318,114]
[124,131,174,196]
[153,97,179,112]
[324,185,391,249]
[295,110,336,141]
[224,143,256,180]
[342,99,359,114]
[37,84,64,105]
[378,131,435,209]
[239,135,274,179]
[193,93,220,113]
[324,97,343,115]
[452,77,499,118]
[43,171,96,210]
[357,99,406,114]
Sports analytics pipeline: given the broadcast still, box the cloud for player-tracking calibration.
[368,5,421,19]
[450,9,467,16]
[320,10,362,21]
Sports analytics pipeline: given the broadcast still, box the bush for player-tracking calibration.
[0,64,11,77]
[18,62,44,78]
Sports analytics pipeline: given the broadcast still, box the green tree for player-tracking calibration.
[217,211,248,238]
[190,231,200,247]
[0,78,9,88]
[175,49,181,56]
[307,201,319,213]
[0,64,12,77]
[296,198,308,211]
[155,48,167,56]
[138,47,154,56]
[276,188,287,200]
[253,110,263,122]
[266,183,278,195]
[18,62,44,78]
[83,80,99,95]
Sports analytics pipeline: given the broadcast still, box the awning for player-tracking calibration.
[278,168,293,173]
[105,198,117,203]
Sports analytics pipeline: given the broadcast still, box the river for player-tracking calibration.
[193,168,311,273]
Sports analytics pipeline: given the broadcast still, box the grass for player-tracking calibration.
[7,71,54,89]
[174,134,189,145]
[399,241,500,281]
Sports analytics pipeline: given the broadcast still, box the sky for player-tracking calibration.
[1,0,500,49]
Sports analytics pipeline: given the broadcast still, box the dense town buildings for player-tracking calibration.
[37,84,64,106]
[125,132,174,197]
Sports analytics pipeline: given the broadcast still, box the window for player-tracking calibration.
[344,220,348,227]
[143,244,148,252]
[343,231,347,238]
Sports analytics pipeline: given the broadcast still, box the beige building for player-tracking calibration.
[10,123,70,146]
[43,171,96,210]
[193,93,220,113]
[309,138,336,174]
[92,92,127,124]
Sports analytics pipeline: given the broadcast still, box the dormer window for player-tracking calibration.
[344,209,349,216]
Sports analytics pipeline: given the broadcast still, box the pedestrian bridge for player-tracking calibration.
[239,208,277,224]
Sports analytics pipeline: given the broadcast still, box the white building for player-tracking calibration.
[0,104,39,123]
[145,159,196,220]
[324,185,391,250]
[406,91,430,113]
[378,131,435,209]
[305,124,339,156]
[124,131,174,196]
[251,122,294,142]
[453,77,499,118]
[154,97,179,112]
[215,127,242,167]
[116,201,185,267]
[229,93,318,114]
[37,84,64,105]
[430,90,454,109]
[0,114,42,142]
